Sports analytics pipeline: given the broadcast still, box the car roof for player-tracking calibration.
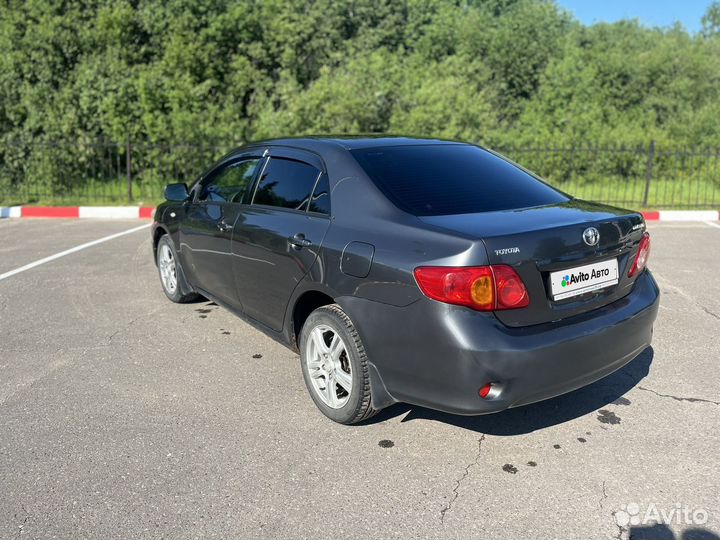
[249,135,464,152]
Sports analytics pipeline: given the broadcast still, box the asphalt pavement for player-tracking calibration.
[0,219,718,539]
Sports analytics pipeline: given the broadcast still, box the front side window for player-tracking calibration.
[200,158,260,204]
[252,157,321,211]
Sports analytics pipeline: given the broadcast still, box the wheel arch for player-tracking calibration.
[290,289,336,349]
[152,224,170,263]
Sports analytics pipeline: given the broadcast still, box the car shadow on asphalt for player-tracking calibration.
[629,524,719,540]
[365,347,654,435]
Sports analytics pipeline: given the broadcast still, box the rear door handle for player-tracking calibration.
[218,220,233,232]
[289,233,312,248]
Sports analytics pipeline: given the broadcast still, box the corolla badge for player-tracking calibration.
[583,227,600,246]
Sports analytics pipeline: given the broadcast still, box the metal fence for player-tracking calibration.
[499,142,720,209]
[0,139,229,206]
[1,139,719,208]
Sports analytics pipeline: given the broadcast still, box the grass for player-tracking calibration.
[0,179,166,207]
[555,177,720,209]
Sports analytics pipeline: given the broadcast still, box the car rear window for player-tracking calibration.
[350,144,569,216]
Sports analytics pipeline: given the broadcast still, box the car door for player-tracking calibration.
[231,148,332,331]
[179,154,263,308]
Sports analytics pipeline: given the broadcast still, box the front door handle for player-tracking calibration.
[289,233,313,249]
[218,220,233,232]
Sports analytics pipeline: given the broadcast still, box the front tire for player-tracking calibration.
[156,235,198,303]
[300,304,377,424]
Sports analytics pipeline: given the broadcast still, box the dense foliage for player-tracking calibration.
[1,0,719,205]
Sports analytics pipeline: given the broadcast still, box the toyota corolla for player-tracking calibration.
[151,137,659,424]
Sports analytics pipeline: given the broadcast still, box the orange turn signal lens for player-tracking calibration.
[470,275,494,308]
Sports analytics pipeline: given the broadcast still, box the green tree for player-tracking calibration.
[1,0,719,204]
[702,1,720,37]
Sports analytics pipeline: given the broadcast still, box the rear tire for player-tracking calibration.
[300,304,377,424]
[156,235,199,303]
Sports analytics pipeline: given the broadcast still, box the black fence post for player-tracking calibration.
[126,135,133,204]
[642,140,655,208]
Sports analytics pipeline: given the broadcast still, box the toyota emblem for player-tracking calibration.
[583,227,600,246]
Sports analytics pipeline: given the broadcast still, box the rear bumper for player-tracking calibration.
[339,270,659,415]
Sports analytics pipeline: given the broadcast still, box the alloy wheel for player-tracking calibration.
[305,324,352,408]
[158,244,177,294]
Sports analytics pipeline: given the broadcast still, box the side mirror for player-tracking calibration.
[164,183,189,202]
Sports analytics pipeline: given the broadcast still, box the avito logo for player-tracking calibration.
[561,267,610,287]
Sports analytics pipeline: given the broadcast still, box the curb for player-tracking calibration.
[640,210,719,222]
[0,206,155,219]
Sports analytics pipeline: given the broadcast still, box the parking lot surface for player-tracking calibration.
[1,219,718,539]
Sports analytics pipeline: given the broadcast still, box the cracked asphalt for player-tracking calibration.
[0,219,718,539]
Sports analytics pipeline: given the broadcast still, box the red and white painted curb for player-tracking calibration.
[0,206,717,221]
[0,206,155,219]
[640,210,719,222]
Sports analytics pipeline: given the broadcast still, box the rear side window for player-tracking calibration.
[350,145,568,216]
[253,157,321,211]
[308,174,331,215]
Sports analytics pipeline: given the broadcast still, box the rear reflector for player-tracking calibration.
[628,232,651,277]
[414,265,529,311]
[479,382,502,399]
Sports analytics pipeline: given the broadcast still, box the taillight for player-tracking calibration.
[413,265,529,311]
[628,232,651,277]
[492,264,530,309]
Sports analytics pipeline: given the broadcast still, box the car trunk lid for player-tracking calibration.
[418,200,647,327]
